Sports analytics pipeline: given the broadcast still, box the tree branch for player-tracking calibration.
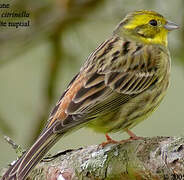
[1,136,184,179]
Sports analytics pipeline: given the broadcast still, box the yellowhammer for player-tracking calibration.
[2,10,178,180]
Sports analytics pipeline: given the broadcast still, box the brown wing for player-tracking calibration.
[46,36,160,133]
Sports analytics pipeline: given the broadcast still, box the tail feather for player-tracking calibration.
[1,121,62,180]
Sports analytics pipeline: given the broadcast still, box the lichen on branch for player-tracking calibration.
[1,136,183,180]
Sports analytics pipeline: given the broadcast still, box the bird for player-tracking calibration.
[1,10,179,180]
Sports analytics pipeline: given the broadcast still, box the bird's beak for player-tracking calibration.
[164,21,179,31]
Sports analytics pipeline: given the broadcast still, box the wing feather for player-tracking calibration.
[47,36,161,132]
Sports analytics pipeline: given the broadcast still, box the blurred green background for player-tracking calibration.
[0,0,184,168]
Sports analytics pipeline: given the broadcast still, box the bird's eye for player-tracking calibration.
[149,19,158,26]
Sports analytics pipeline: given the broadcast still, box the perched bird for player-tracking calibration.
[2,10,178,180]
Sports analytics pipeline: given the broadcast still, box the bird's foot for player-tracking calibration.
[100,130,143,147]
[100,134,119,147]
[125,129,143,141]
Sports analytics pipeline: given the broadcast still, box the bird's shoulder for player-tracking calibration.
[82,35,165,75]
[80,35,165,95]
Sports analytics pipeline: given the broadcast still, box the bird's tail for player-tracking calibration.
[1,121,62,180]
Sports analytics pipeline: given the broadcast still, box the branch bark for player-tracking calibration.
[1,136,184,180]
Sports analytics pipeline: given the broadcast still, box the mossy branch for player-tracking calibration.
[1,136,184,180]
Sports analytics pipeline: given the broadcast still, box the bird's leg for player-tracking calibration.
[100,130,143,147]
[125,129,142,140]
[117,130,143,144]
[100,133,118,147]
[105,133,117,142]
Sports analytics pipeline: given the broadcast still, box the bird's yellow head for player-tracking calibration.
[114,10,179,46]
